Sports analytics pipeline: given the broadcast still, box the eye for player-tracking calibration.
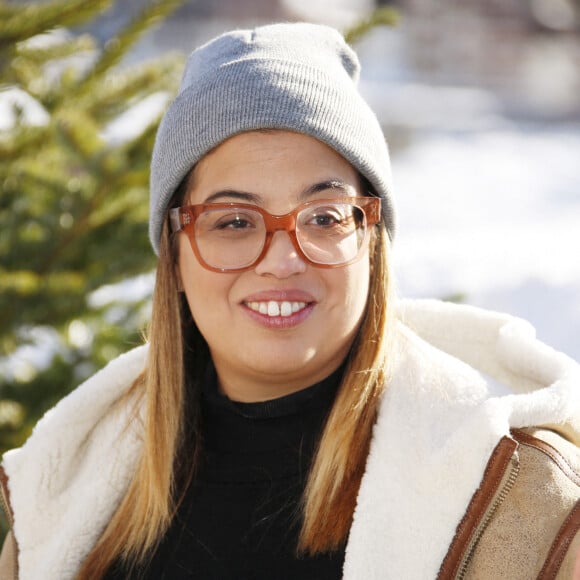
[303,205,352,229]
[212,212,258,230]
[312,213,339,227]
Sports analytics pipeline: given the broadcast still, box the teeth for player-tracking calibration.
[247,300,307,317]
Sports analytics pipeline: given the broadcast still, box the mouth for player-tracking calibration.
[245,300,309,318]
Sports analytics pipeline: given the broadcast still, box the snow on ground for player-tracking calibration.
[391,127,580,361]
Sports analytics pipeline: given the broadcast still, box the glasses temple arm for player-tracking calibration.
[169,208,183,232]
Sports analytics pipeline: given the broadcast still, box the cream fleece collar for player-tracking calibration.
[344,299,580,579]
[3,299,580,580]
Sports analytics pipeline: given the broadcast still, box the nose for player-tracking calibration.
[254,231,307,278]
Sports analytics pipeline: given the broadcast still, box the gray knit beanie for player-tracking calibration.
[149,22,395,255]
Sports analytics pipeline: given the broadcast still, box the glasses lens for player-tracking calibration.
[296,202,366,265]
[194,207,266,269]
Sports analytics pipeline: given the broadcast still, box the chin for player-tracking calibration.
[251,350,338,379]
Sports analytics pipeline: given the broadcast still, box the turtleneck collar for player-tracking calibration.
[203,363,345,419]
[198,363,345,482]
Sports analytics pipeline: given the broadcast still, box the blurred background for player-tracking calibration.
[1,0,579,457]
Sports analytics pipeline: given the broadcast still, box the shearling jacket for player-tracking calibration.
[1,299,580,579]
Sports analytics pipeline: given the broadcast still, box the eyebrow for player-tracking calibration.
[200,179,357,205]
[300,180,357,199]
[203,190,263,204]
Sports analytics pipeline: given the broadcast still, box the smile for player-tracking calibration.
[245,300,307,317]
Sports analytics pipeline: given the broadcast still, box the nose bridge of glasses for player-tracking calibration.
[259,212,307,266]
[263,211,297,234]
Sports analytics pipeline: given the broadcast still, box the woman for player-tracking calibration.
[1,22,580,580]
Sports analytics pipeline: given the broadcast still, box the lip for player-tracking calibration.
[240,289,316,329]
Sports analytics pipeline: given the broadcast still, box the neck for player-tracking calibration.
[212,358,347,403]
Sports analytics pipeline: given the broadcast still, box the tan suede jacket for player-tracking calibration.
[439,428,580,579]
[1,427,579,579]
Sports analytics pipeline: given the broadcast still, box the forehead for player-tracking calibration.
[185,130,360,206]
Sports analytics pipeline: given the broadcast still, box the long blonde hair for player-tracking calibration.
[78,196,395,578]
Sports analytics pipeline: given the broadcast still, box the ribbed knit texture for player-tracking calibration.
[149,22,395,254]
[104,365,345,579]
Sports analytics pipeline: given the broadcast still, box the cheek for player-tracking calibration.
[179,243,214,313]
[178,240,236,328]
[327,256,371,318]
[349,249,371,298]
[350,264,371,317]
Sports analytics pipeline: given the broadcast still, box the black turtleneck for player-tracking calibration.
[107,366,345,579]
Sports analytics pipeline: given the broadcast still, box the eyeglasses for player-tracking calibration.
[169,197,381,273]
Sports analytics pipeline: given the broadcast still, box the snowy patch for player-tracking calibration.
[0,87,49,131]
[100,92,172,145]
[392,128,580,361]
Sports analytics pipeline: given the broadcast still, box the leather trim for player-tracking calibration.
[0,466,13,526]
[0,464,18,579]
[437,436,518,579]
[512,429,580,487]
[537,499,580,580]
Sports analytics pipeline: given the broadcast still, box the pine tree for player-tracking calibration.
[0,0,185,455]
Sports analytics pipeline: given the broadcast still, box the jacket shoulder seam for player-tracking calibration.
[511,428,580,487]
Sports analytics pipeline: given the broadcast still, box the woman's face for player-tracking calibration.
[177,131,371,402]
